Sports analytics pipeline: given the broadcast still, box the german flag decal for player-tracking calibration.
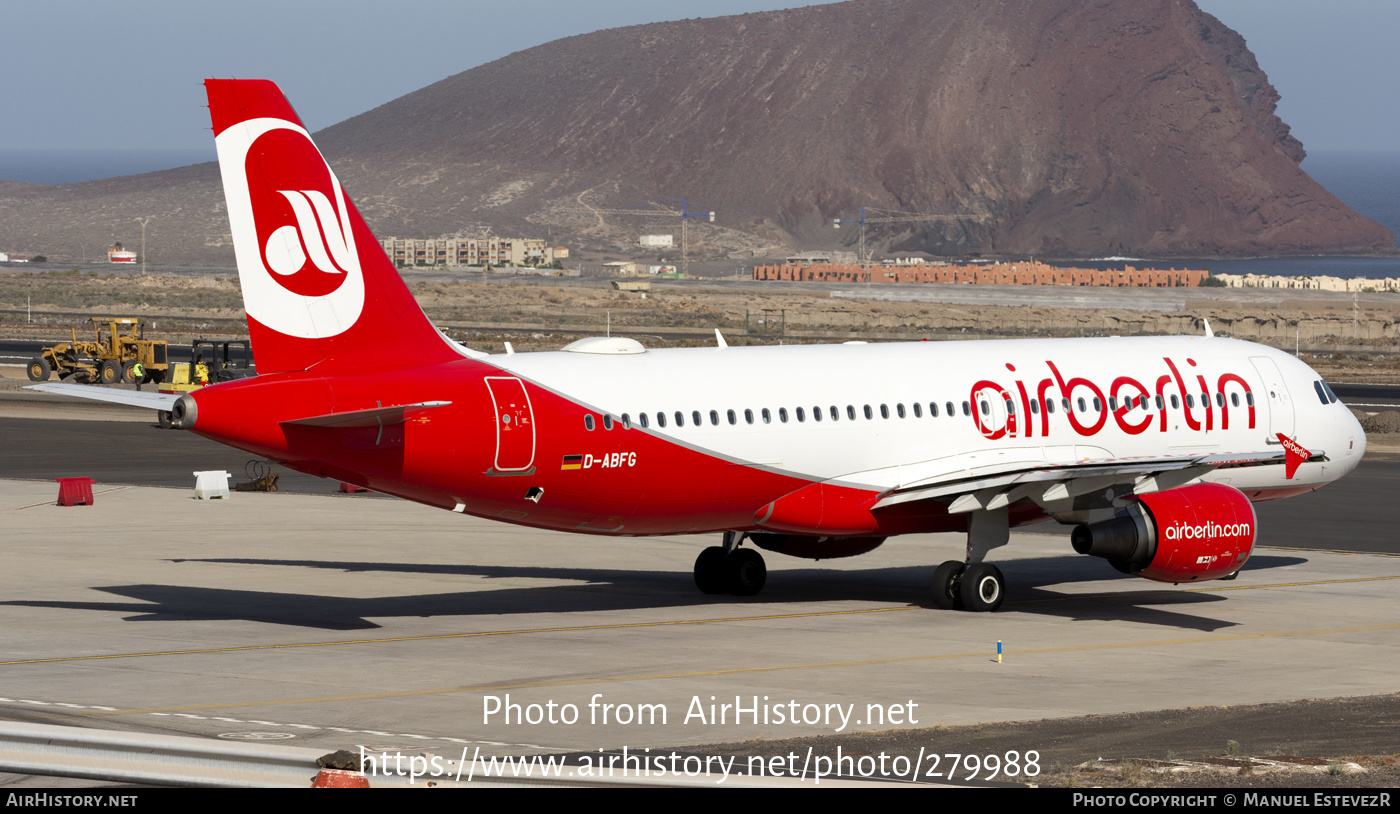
[560,455,583,471]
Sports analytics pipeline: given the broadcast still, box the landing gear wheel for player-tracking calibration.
[725,548,767,596]
[694,546,728,594]
[27,358,51,382]
[959,563,1005,612]
[157,410,173,430]
[99,360,122,385]
[931,560,965,610]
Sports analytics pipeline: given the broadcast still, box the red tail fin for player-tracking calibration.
[206,79,457,374]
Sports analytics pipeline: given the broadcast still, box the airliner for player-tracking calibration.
[29,80,1367,611]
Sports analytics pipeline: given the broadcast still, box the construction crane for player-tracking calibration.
[581,198,715,277]
[833,207,985,265]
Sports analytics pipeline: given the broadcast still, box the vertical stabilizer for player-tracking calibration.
[206,79,457,374]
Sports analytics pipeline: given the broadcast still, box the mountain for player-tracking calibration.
[2,0,1393,265]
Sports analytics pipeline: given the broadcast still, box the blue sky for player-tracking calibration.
[2,0,1397,155]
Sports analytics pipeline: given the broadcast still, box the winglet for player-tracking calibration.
[1276,433,1311,480]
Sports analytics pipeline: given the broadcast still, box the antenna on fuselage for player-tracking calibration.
[1203,319,1214,338]
[715,329,728,349]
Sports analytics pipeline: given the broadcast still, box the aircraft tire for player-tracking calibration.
[158,410,173,430]
[959,563,1005,612]
[725,548,767,597]
[694,546,728,594]
[931,560,965,610]
[27,358,51,382]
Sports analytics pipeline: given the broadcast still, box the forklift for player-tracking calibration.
[156,339,256,428]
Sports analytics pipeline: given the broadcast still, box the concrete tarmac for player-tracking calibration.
[1,473,1397,772]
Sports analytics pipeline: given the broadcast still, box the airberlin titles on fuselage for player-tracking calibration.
[969,356,1256,441]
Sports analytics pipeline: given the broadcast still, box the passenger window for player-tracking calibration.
[1061,398,1070,412]
[709,410,718,426]
[1216,392,1225,407]
[1185,394,1194,409]
[945,402,954,417]
[1030,399,1039,415]
[1005,399,1015,415]
[603,415,614,430]
[777,408,786,423]
[832,406,841,421]
[1077,397,1086,412]
[657,412,667,428]
[1046,399,1055,414]
[847,405,856,420]
[675,411,685,427]
[1171,394,1180,409]
[1093,397,1101,412]
[727,409,737,425]
[637,413,647,429]
[896,403,905,418]
[693,410,702,426]
[813,406,823,422]
[863,405,873,420]
[1246,392,1255,407]
[961,401,971,416]
[585,415,595,431]
[1155,395,1163,410]
[796,407,805,422]
[1109,398,1118,411]
[621,413,631,430]
[931,403,940,417]
[881,404,891,419]
[913,403,922,418]
[979,400,989,416]
[743,408,753,425]
[1231,393,1240,408]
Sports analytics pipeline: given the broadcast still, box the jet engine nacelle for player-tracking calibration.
[1070,482,1256,583]
[749,533,886,560]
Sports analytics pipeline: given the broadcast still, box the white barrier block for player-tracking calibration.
[194,470,231,500]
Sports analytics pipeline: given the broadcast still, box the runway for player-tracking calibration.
[1,407,1398,784]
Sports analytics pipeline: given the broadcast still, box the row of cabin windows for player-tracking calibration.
[581,390,1256,431]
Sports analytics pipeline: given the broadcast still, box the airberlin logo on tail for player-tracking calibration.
[265,190,354,278]
[214,117,365,339]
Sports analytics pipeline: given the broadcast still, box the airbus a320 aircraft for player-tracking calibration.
[31,80,1367,611]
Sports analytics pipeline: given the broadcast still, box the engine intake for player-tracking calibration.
[1072,483,1256,583]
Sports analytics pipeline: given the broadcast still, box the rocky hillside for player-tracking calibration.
[2,0,1393,264]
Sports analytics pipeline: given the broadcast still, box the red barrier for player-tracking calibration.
[56,477,94,507]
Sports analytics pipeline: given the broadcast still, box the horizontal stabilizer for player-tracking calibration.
[282,401,451,428]
[25,384,179,411]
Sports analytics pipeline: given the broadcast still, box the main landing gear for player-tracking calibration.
[931,506,1010,612]
[694,532,767,597]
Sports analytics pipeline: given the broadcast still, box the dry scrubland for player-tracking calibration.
[4,269,1400,392]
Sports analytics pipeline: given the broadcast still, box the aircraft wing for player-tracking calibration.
[24,383,180,411]
[872,447,1294,513]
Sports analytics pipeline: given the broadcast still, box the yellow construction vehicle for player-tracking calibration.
[27,318,169,385]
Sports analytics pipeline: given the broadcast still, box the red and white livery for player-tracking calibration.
[32,80,1367,611]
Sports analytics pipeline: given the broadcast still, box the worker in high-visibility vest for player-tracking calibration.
[131,362,144,391]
